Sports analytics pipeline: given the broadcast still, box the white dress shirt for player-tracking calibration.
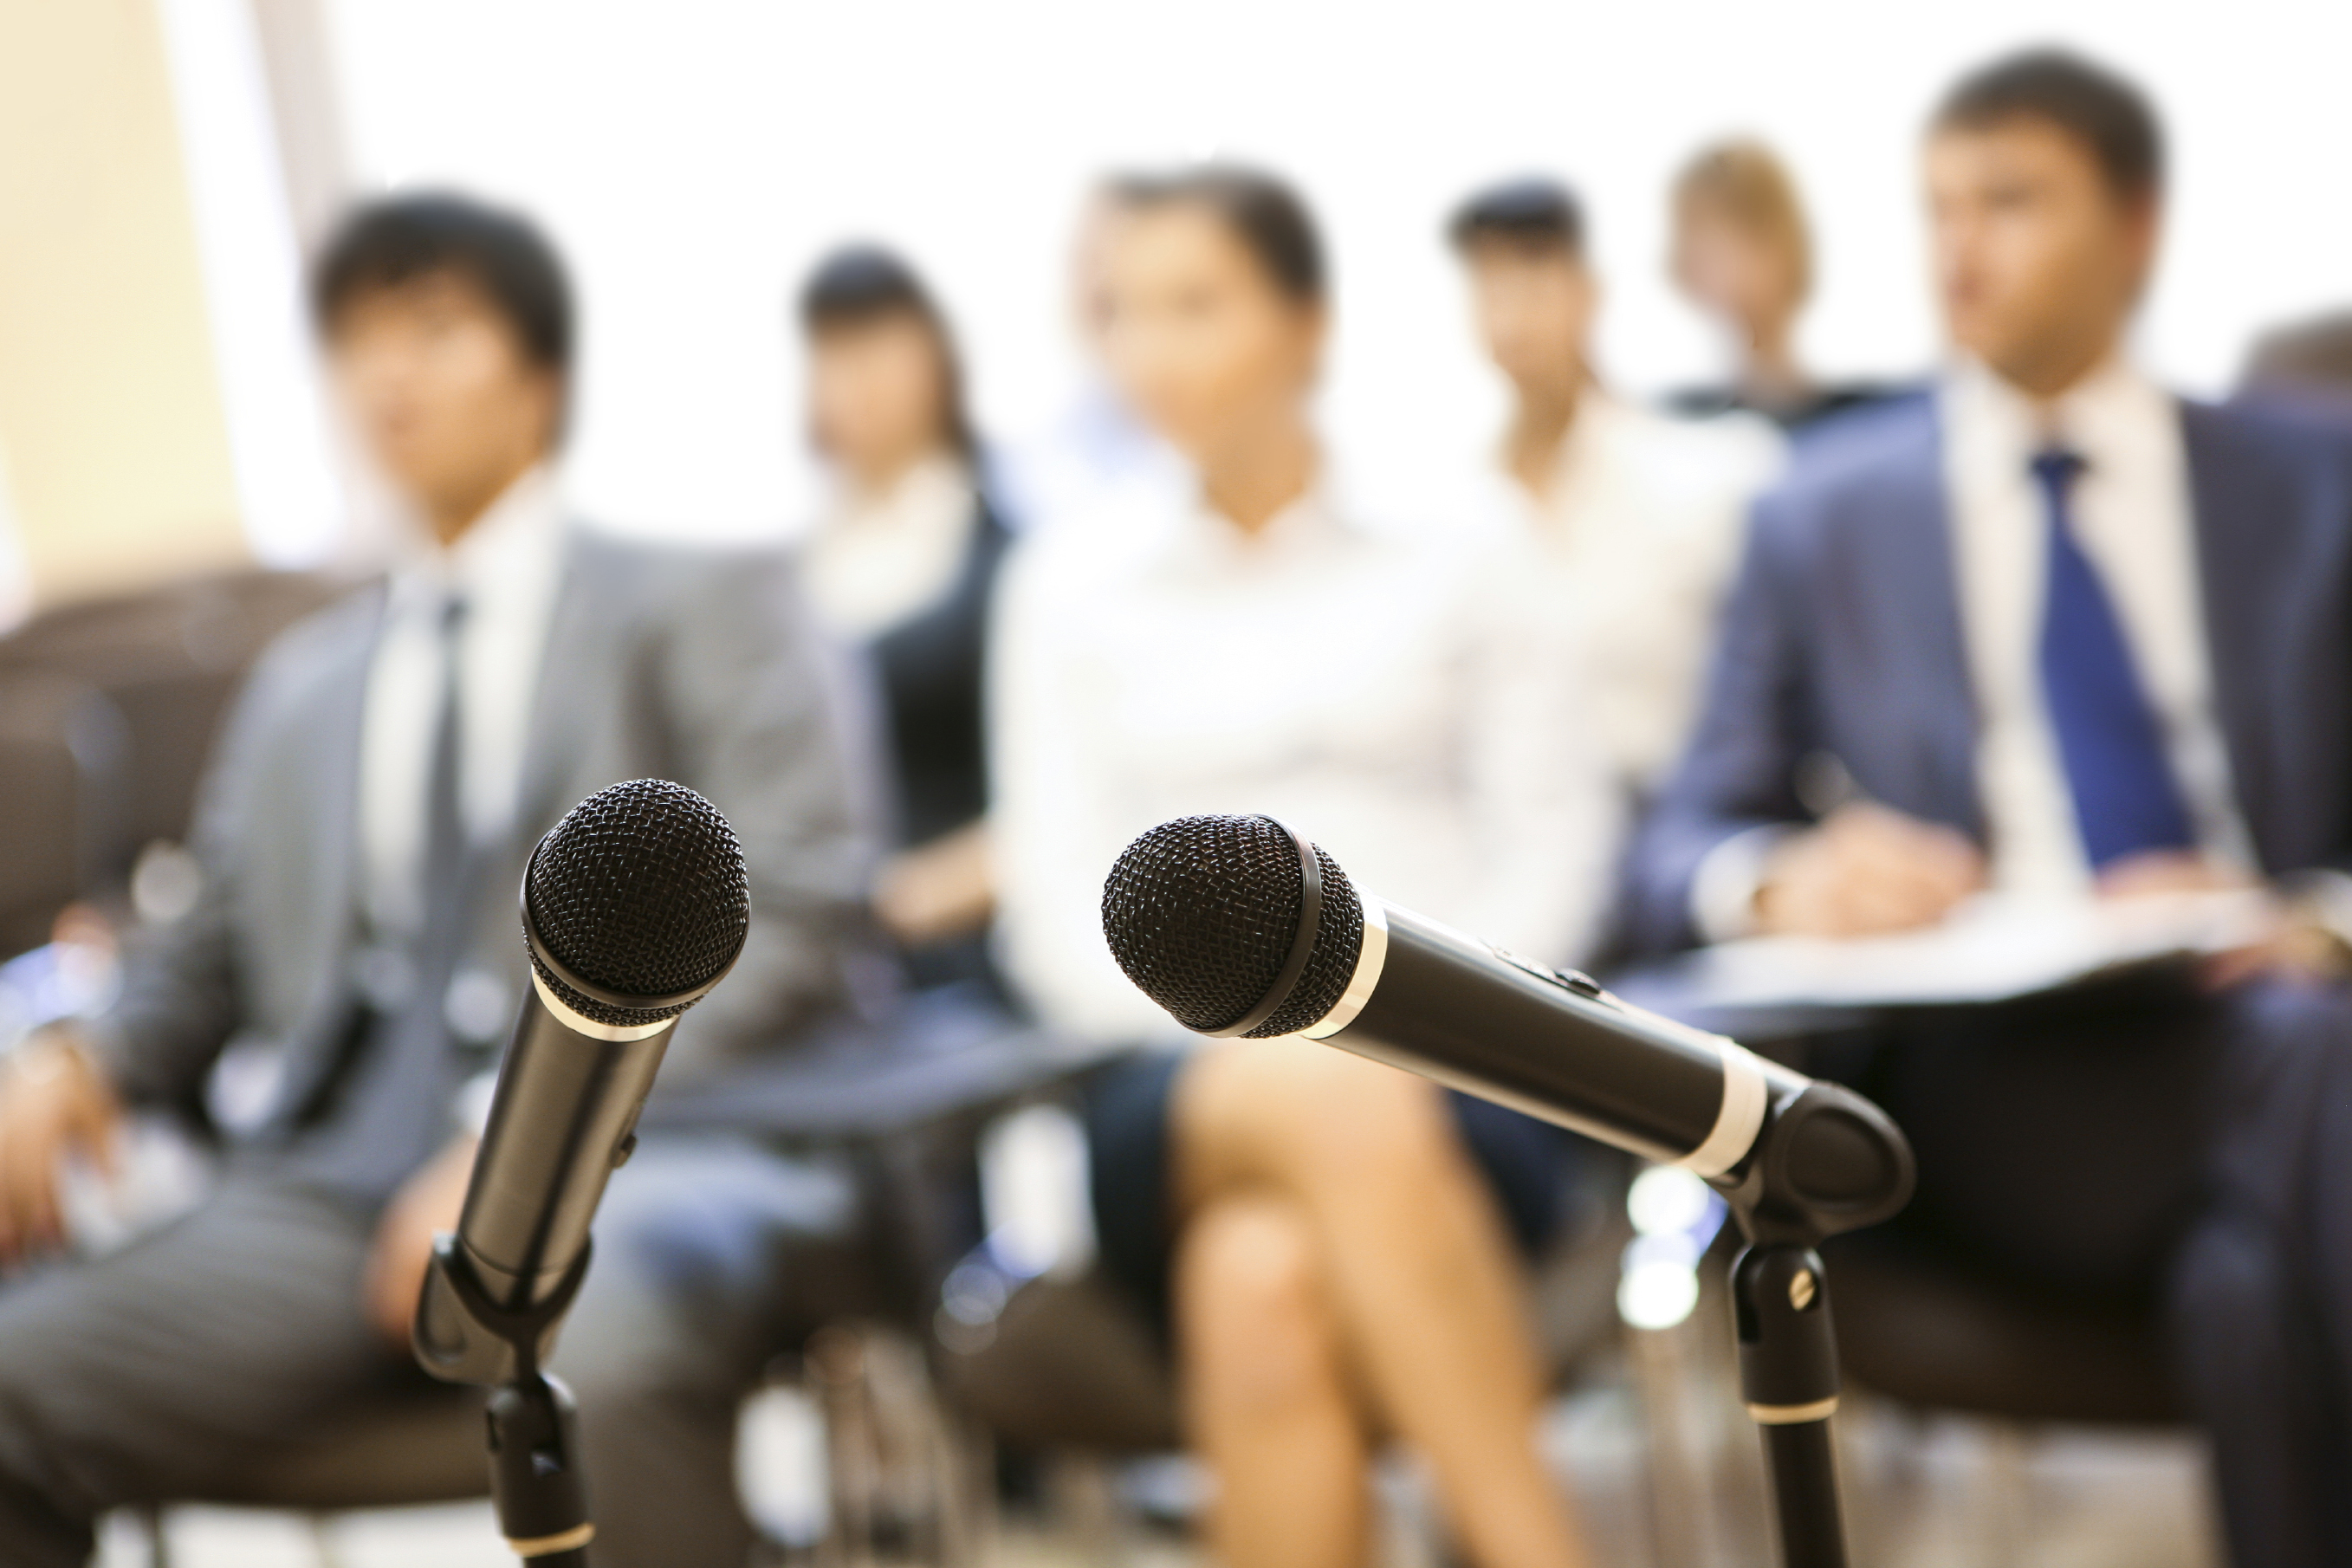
[1494,392,1783,793]
[803,454,978,638]
[1942,357,2252,894]
[990,482,1619,1043]
[360,466,566,941]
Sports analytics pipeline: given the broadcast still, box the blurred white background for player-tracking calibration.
[177,0,2352,554]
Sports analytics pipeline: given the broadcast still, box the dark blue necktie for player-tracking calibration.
[2031,448,2195,869]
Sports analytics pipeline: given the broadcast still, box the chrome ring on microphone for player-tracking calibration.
[1301,897,1387,1040]
[1675,1036,1771,1180]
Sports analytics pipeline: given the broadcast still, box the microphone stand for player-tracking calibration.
[1702,1081,1915,1568]
[423,1237,599,1566]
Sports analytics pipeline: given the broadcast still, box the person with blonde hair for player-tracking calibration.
[1668,138,1884,430]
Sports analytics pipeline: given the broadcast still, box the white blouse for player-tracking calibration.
[989,485,1619,1043]
[802,455,977,638]
[1498,393,1783,794]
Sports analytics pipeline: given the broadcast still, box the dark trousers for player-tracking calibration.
[0,1134,877,1568]
[1816,970,2352,1568]
[2169,979,2352,1568]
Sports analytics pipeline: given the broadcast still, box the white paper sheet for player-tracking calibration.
[1677,890,2271,1010]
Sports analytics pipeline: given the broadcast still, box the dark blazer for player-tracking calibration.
[1619,391,2352,956]
[88,528,883,1138]
[867,495,1012,850]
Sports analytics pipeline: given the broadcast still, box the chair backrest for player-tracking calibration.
[0,569,347,953]
[1828,1233,2184,1427]
[0,674,119,956]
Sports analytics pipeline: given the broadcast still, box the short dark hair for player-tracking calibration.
[1109,164,1325,306]
[1933,49,2164,202]
[1448,177,1586,260]
[313,192,573,373]
[799,244,977,457]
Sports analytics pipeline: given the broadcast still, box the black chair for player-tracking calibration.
[0,673,116,957]
[129,1384,488,1567]
[0,568,346,901]
[1830,1232,2181,1427]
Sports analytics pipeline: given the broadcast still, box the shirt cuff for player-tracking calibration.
[2286,869,2352,953]
[1690,825,1798,946]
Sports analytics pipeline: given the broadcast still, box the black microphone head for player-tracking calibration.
[1101,813,1364,1039]
[522,778,750,1028]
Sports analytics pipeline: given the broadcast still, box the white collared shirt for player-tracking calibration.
[1501,392,1783,793]
[360,466,566,939]
[990,482,1619,1042]
[803,454,977,638]
[1941,358,2252,895]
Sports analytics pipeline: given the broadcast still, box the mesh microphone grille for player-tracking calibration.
[524,778,749,1027]
[1101,814,1364,1039]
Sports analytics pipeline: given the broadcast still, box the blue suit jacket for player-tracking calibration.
[1618,391,2352,956]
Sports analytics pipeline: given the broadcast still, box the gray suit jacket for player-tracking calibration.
[89,527,887,1145]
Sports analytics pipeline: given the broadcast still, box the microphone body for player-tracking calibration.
[457,987,669,1309]
[1099,813,1904,1567]
[1299,899,1789,1178]
[1100,814,1911,1239]
[415,777,749,1386]
[413,982,677,1380]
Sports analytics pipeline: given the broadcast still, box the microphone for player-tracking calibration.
[415,776,749,1385]
[1099,814,1910,1236]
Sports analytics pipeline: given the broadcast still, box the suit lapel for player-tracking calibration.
[514,531,609,844]
[264,587,385,1133]
[305,590,380,1007]
[1850,399,1986,839]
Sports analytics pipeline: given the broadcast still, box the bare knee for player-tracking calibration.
[1177,1040,1462,1205]
[1176,1196,1344,1422]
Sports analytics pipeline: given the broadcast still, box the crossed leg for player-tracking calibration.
[1170,1038,1592,1568]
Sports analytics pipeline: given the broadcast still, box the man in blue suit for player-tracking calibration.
[1621,50,2352,1565]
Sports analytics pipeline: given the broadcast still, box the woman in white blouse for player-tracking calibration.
[992,168,1609,1568]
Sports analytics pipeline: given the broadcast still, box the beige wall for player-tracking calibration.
[0,0,250,609]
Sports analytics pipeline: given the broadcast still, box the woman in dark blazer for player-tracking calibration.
[797,246,1010,995]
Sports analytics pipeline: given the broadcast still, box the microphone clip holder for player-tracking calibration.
[1705,1079,1915,1568]
[421,1236,599,1565]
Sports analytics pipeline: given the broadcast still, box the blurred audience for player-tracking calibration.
[1448,176,1781,798]
[1665,139,1893,431]
[797,244,1009,997]
[0,194,884,1568]
[1618,49,2352,1567]
[991,165,1610,1568]
[13,31,2352,1565]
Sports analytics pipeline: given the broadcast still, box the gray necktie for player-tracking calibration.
[285,592,485,1203]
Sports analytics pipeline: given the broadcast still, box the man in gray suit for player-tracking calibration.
[0,195,884,1566]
